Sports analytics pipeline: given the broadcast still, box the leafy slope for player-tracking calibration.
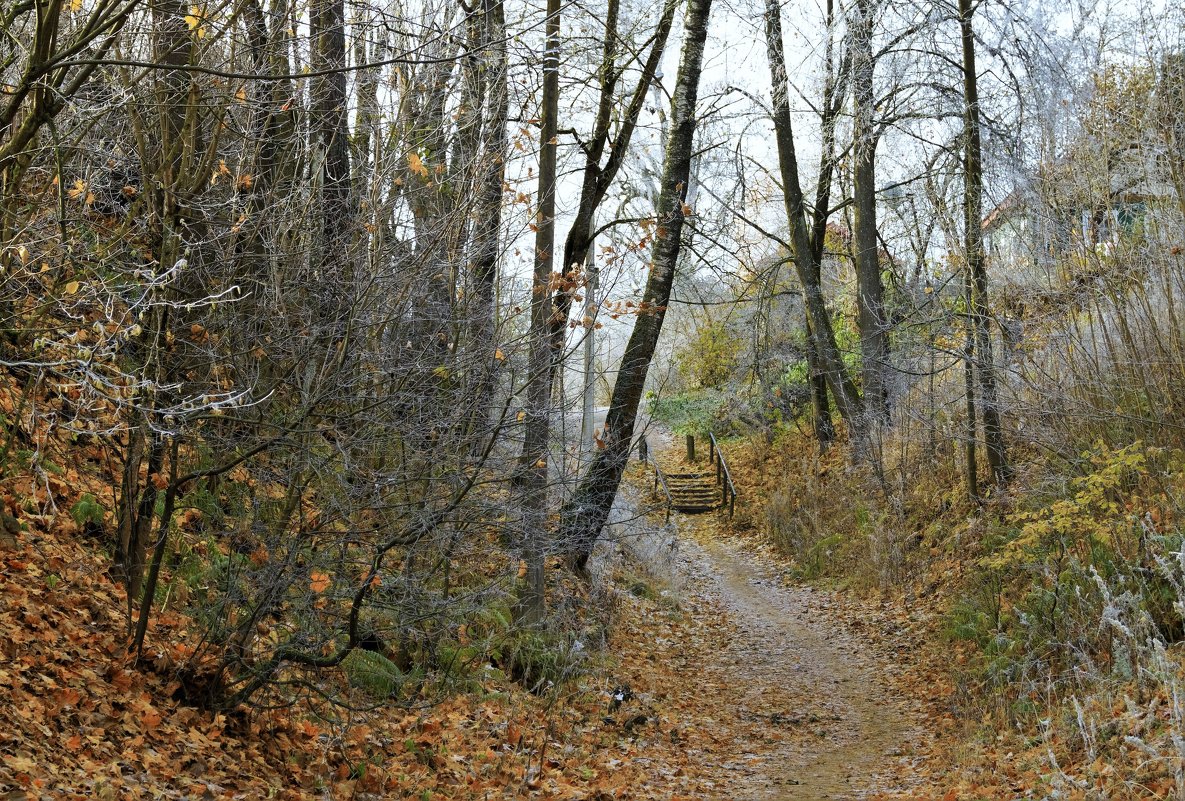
[0,498,726,799]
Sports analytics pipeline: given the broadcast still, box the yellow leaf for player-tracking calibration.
[69,0,82,11]
[63,281,80,295]
[407,152,428,178]
[235,86,247,103]
[516,410,526,422]
[185,5,207,37]
[494,348,506,362]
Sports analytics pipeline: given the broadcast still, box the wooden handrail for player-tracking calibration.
[708,432,738,518]
[637,434,673,523]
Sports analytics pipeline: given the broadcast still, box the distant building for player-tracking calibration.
[982,144,1178,290]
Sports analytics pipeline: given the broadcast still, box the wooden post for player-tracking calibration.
[686,434,695,462]
[708,435,715,464]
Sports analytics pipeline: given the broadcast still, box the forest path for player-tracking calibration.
[606,459,929,799]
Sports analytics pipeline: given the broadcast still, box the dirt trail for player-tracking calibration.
[677,533,917,799]
[604,466,925,799]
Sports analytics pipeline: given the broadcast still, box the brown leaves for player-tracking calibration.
[66,179,94,206]
[309,570,331,593]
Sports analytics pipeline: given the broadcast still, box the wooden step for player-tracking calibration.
[667,481,722,513]
[671,502,719,513]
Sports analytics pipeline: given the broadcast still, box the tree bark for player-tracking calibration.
[518,0,561,623]
[765,0,867,452]
[850,0,888,424]
[959,0,1008,486]
[468,0,509,444]
[560,0,714,572]
[310,0,353,328]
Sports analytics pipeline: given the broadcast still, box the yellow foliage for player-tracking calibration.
[990,442,1153,569]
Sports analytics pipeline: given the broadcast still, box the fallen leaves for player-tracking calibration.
[308,570,330,593]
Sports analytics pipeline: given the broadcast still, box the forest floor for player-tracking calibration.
[601,446,958,799]
[0,415,990,800]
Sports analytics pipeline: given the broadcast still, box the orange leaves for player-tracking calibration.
[309,570,331,593]
[189,322,210,344]
[247,544,269,567]
[66,179,95,206]
[407,152,428,179]
[56,687,81,708]
[140,704,163,731]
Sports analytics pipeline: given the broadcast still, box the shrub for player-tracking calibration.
[69,493,105,528]
[342,649,411,699]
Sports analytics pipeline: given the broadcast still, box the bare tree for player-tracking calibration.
[561,0,715,572]
[765,0,868,453]
[518,0,562,623]
[849,0,888,424]
[959,0,1008,488]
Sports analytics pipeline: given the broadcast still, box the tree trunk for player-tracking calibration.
[802,0,850,450]
[468,0,509,444]
[310,0,353,329]
[959,0,1008,486]
[520,0,679,463]
[517,0,561,623]
[581,219,599,454]
[764,0,867,452]
[850,0,888,424]
[560,0,714,572]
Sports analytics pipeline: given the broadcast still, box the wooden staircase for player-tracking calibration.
[636,432,738,519]
[664,471,720,513]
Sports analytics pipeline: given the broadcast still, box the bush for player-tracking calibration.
[648,389,728,437]
[501,630,586,695]
[342,648,411,699]
[949,442,1185,721]
[675,320,741,389]
[69,493,105,528]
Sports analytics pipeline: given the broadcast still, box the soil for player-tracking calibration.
[678,533,921,799]
[604,449,930,799]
